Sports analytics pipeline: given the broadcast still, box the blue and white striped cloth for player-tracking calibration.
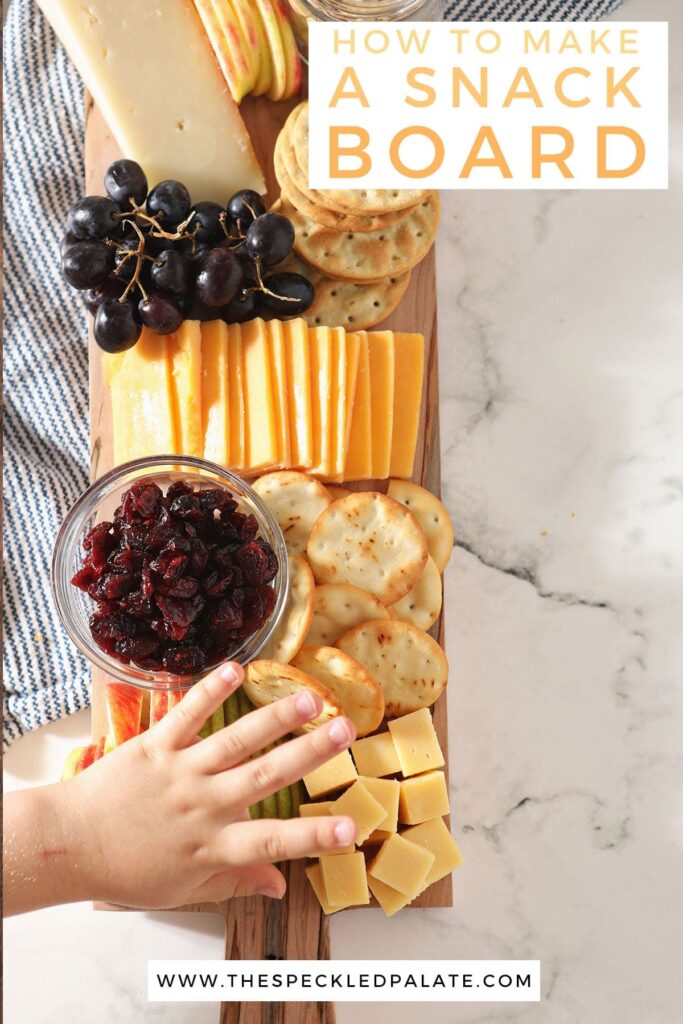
[3,0,625,748]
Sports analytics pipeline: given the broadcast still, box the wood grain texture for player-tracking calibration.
[85,88,450,1022]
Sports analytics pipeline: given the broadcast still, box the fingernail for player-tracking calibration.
[328,718,352,746]
[334,818,355,846]
[220,663,242,686]
[296,691,318,718]
[259,886,283,900]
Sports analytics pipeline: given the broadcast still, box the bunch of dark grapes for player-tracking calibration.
[60,159,314,354]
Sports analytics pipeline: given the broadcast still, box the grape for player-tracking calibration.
[62,240,116,289]
[114,238,140,283]
[104,159,148,208]
[191,201,226,245]
[60,231,79,256]
[244,213,294,266]
[183,295,220,322]
[222,285,261,324]
[93,299,141,352]
[196,249,243,307]
[261,272,314,316]
[144,233,176,257]
[150,249,191,297]
[67,196,120,240]
[138,291,183,334]
[83,277,126,315]
[147,180,191,229]
[227,189,265,230]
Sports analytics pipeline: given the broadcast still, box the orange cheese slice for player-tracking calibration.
[242,318,279,472]
[226,322,246,470]
[282,318,313,469]
[389,332,424,479]
[109,327,177,466]
[366,331,395,481]
[344,331,373,481]
[308,325,333,477]
[168,320,203,458]
[266,319,292,469]
[328,327,348,480]
[201,320,230,466]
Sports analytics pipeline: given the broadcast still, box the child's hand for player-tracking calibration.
[3,663,357,915]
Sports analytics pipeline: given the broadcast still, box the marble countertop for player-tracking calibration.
[5,0,682,1020]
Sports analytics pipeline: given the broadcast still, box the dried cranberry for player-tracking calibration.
[109,549,146,573]
[241,514,259,541]
[166,480,192,501]
[71,565,101,592]
[208,597,244,631]
[83,522,117,568]
[156,594,205,641]
[114,634,159,662]
[156,575,200,599]
[119,590,155,618]
[198,488,233,513]
[258,542,279,584]
[120,523,149,550]
[89,571,138,601]
[214,545,239,569]
[141,568,156,598]
[135,655,165,672]
[243,585,277,632]
[169,494,203,521]
[234,541,269,585]
[121,481,163,520]
[163,645,206,675]
[203,569,235,597]
[188,539,209,575]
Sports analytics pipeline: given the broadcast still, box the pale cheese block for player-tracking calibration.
[303,750,358,799]
[201,320,230,466]
[319,851,369,909]
[330,780,386,845]
[387,707,445,778]
[226,323,246,469]
[350,732,401,778]
[402,817,463,886]
[283,318,313,469]
[266,319,292,469]
[398,771,450,825]
[108,329,177,465]
[308,325,334,477]
[344,331,373,481]
[242,319,279,472]
[389,333,424,479]
[168,320,203,459]
[367,833,434,899]
[35,0,264,203]
[366,331,395,480]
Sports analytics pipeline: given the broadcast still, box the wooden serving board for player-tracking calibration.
[86,91,450,1024]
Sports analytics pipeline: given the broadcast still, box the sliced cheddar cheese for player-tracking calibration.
[328,327,348,480]
[242,318,278,472]
[326,330,362,483]
[389,333,425,479]
[282,318,313,469]
[308,325,334,477]
[344,331,373,481]
[366,331,395,480]
[226,322,246,469]
[168,320,203,458]
[109,328,176,466]
[266,319,292,469]
[201,320,230,466]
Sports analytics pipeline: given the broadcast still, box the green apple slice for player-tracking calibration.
[227,0,268,97]
[246,0,273,96]
[253,0,288,101]
[194,0,254,103]
[272,0,303,99]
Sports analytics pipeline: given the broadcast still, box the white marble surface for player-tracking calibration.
[5,0,682,1020]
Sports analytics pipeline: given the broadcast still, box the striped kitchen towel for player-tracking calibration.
[2,0,626,748]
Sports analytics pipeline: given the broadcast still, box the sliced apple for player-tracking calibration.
[62,746,85,781]
[248,0,274,96]
[150,691,169,725]
[92,735,108,761]
[194,0,255,103]
[105,683,145,747]
[272,0,303,99]
[253,0,288,101]
[227,0,267,97]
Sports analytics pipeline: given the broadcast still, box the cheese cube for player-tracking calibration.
[309,326,333,476]
[344,331,373,481]
[242,319,279,471]
[402,817,463,886]
[398,771,450,825]
[331,781,386,845]
[388,708,445,777]
[303,750,358,799]
[305,861,337,915]
[365,829,394,846]
[367,874,412,917]
[357,777,400,834]
[366,331,395,480]
[368,834,435,899]
[351,732,401,778]
[299,800,353,854]
[389,333,424,478]
[283,319,313,469]
[201,320,230,466]
[319,852,369,909]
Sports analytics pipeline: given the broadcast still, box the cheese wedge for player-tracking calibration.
[389,333,425,479]
[283,318,313,469]
[109,328,176,466]
[226,323,246,470]
[35,0,264,203]
[308,326,334,477]
[242,318,278,472]
[201,320,230,466]
[344,332,373,481]
[366,331,395,480]
[266,320,292,469]
[168,321,203,459]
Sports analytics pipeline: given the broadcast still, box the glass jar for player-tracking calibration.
[51,455,289,693]
[287,0,445,23]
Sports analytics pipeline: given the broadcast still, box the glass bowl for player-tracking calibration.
[52,455,289,692]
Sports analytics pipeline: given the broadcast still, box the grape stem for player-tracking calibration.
[118,220,149,303]
[251,259,300,304]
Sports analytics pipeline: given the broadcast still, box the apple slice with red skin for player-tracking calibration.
[105,683,145,746]
[92,735,108,761]
[61,746,85,781]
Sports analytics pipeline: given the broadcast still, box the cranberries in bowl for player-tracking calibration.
[52,457,288,689]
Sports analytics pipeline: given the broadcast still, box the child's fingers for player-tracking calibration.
[217,716,356,808]
[151,663,244,750]
[192,864,286,902]
[216,815,357,867]
[192,691,324,774]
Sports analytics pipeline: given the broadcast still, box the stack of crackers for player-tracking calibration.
[273,101,441,331]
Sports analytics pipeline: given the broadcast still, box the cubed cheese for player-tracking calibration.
[305,861,337,915]
[398,770,450,825]
[303,750,358,799]
[388,708,445,777]
[319,852,369,909]
[357,776,400,834]
[368,834,434,899]
[351,731,401,778]
[367,874,412,917]
[402,817,463,886]
[389,333,425,478]
[331,781,386,845]
[299,800,353,855]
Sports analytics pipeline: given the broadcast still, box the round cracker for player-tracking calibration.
[387,480,454,572]
[253,470,332,557]
[306,583,392,647]
[260,555,315,663]
[306,492,428,605]
[391,555,442,632]
[337,620,448,719]
[284,193,441,282]
[244,660,342,733]
[292,645,384,737]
